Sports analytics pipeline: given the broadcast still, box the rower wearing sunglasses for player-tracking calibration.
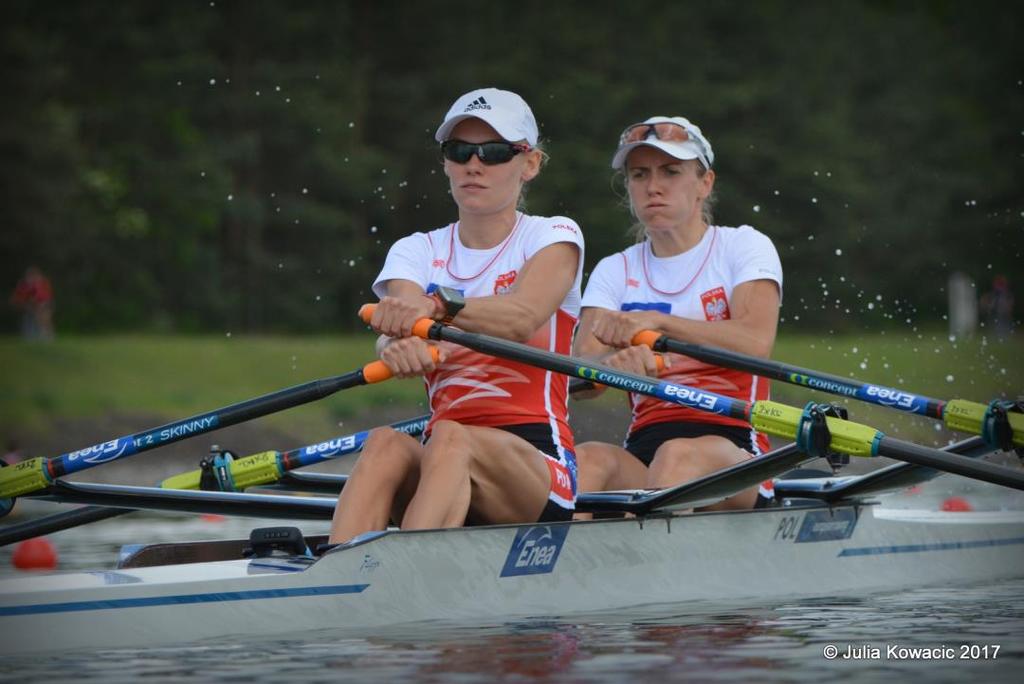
[329,88,584,543]
[573,116,782,512]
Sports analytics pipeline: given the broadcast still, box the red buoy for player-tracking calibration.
[941,496,973,512]
[12,537,58,571]
[200,513,226,523]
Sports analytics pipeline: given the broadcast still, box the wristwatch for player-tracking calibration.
[430,286,465,323]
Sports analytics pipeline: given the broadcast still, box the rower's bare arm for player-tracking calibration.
[593,279,779,358]
[654,279,779,357]
[449,242,580,342]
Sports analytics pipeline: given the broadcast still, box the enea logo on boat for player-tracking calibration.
[500,525,570,577]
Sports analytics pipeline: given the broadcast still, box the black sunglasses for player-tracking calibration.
[440,140,531,165]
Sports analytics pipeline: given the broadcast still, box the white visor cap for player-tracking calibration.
[611,116,714,170]
[434,88,539,147]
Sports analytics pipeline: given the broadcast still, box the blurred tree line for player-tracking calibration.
[1,0,1020,334]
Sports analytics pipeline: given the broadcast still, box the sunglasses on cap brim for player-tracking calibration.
[619,122,693,145]
[619,122,711,167]
[441,140,531,165]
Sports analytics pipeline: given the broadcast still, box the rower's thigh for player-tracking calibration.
[437,424,554,525]
[576,441,648,492]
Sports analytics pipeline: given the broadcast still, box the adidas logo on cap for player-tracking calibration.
[463,96,491,112]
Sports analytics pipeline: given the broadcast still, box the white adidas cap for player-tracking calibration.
[611,116,714,170]
[434,88,539,147]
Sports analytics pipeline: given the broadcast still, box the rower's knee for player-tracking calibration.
[421,420,472,473]
[575,442,616,491]
[350,427,418,485]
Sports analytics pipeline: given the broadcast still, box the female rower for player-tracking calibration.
[329,88,584,543]
[574,116,782,510]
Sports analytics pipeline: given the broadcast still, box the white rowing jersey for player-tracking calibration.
[581,224,782,453]
[373,212,585,460]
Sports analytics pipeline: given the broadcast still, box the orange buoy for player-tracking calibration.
[12,537,58,571]
[941,496,973,512]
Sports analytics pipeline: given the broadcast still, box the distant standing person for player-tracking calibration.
[980,275,1014,339]
[10,266,54,340]
[573,116,782,511]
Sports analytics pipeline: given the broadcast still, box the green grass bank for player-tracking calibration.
[1,331,1021,453]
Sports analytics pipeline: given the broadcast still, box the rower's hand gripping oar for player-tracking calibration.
[0,350,438,501]
[629,330,1024,451]
[358,304,1024,492]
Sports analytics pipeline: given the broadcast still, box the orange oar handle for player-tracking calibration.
[358,303,436,339]
[631,330,662,349]
[362,345,442,384]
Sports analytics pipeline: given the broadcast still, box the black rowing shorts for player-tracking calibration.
[624,421,755,467]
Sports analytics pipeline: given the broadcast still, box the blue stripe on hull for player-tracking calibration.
[839,536,1024,557]
[0,583,369,616]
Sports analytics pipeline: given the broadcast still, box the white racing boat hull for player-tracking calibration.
[1,502,1023,653]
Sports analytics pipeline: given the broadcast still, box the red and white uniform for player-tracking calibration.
[581,225,782,454]
[373,212,585,509]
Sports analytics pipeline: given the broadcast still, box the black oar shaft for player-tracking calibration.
[363,308,1024,493]
[647,334,946,419]
[27,481,336,520]
[50,370,369,479]
[877,437,1024,489]
[0,505,132,547]
[423,322,751,421]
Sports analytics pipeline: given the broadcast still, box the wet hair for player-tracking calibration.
[613,159,716,242]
